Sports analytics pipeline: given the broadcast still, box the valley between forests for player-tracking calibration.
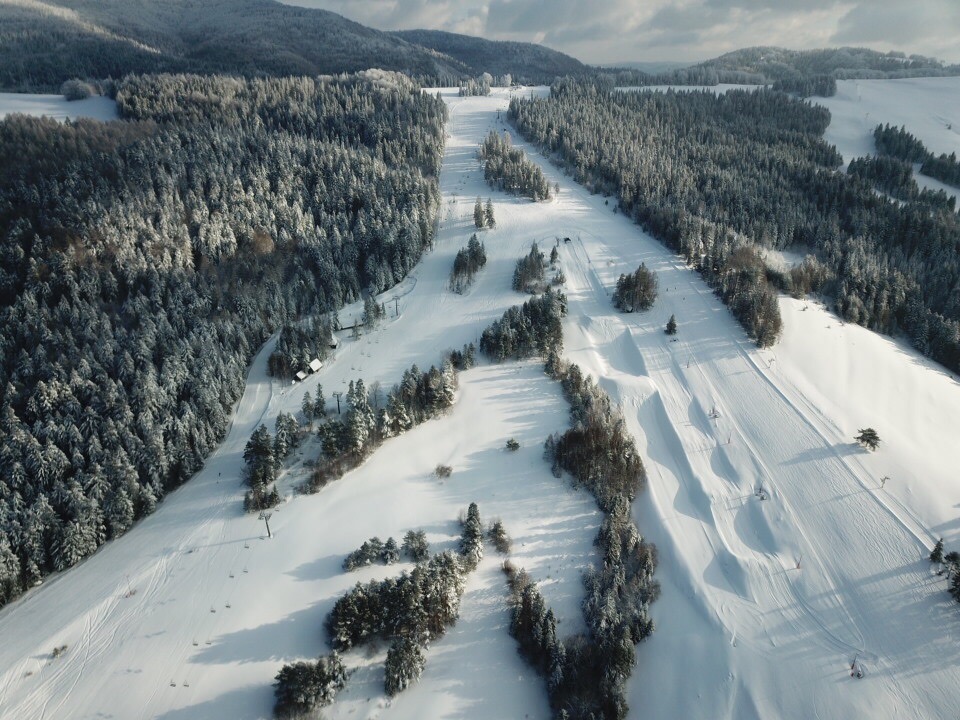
[1,82,960,720]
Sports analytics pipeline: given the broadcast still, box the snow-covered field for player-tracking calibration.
[0,92,118,122]
[1,83,959,720]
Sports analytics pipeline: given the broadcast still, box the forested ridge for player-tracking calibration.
[510,81,960,366]
[0,0,468,91]
[0,71,445,606]
[607,46,960,94]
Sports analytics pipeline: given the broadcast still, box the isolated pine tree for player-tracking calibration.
[381,537,400,565]
[301,391,314,423]
[384,636,425,696]
[474,197,485,229]
[855,428,881,451]
[403,530,429,561]
[314,385,326,417]
[459,502,484,570]
[665,314,677,335]
[485,198,496,228]
[946,551,960,578]
[930,538,945,565]
[951,572,960,603]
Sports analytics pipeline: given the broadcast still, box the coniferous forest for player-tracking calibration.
[510,81,960,365]
[0,71,445,606]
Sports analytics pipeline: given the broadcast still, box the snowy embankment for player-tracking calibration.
[0,93,118,122]
[1,83,959,720]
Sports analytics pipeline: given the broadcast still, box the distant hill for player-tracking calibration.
[0,0,469,91]
[639,46,960,86]
[0,0,597,92]
[392,29,593,84]
[698,46,960,80]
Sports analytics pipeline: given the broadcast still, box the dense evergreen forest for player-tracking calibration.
[510,81,960,366]
[0,71,445,606]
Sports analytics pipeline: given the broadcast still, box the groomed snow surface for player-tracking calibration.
[1,82,959,719]
[0,93,118,122]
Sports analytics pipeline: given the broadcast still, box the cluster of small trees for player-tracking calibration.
[268,319,334,378]
[323,550,464,696]
[402,529,430,561]
[362,296,387,330]
[446,343,477,371]
[342,531,428,570]
[458,75,492,96]
[612,263,659,312]
[449,234,487,293]
[479,288,567,361]
[474,196,496,229]
[273,652,347,719]
[242,413,301,511]
[343,536,400,570]
[488,519,511,554]
[874,123,960,189]
[277,506,483,709]
[478,131,552,200]
[513,242,548,293]
[300,388,326,424]
[242,426,276,511]
[60,78,96,100]
[305,363,458,492]
[929,539,960,604]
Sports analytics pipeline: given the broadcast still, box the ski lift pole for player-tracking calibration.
[258,511,273,539]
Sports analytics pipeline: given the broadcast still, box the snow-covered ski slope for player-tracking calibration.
[0,93,117,122]
[1,83,959,719]
[813,77,960,201]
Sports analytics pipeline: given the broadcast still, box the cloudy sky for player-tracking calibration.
[279,0,960,65]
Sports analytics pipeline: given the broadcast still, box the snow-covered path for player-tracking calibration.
[1,85,959,720]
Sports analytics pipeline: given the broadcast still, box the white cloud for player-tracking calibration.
[278,0,960,64]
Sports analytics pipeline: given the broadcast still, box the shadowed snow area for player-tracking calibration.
[1,82,959,720]
[0,92,118,121]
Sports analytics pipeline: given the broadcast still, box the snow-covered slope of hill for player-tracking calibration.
[813,76,960,201]
[1,83,959,720]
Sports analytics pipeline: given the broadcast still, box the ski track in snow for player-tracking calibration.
[0,82,958,719]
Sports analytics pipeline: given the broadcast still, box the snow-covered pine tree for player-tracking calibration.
[459,502,484,570]
[384,636,425,696]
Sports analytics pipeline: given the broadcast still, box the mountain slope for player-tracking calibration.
[0,0,468,90]
[392,29,592,84]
